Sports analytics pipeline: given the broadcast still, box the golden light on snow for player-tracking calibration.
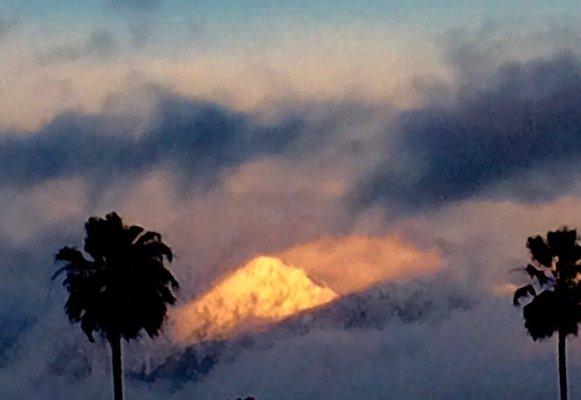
[172,256,338,343]
[172,235,441,344]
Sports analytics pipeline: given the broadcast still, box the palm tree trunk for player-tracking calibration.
[558,329,567,400]
[109,333,124,400]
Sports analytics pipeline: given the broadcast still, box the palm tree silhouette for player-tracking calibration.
[53,212,179,400]
[513,227,581,400]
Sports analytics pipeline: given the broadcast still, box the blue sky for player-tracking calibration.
[5,1,579,40]
[2,0,577,72]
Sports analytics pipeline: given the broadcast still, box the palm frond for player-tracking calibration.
[513,284,536,306]
[53,247,92,280]
[524,264,552,287]
[527,236,553,268]
[125,225,144,244]
[139,241,173,262]
[135,231,162,246]
[523,290,558,340]
[547,228,577,255]
[516,227,581,341]
[105,212,123,228]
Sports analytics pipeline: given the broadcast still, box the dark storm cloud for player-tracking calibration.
[0,94,303,188]
[35,29,119,66]
[357,52,581,212]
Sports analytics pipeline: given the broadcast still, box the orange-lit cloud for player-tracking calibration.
[278,235,442,294]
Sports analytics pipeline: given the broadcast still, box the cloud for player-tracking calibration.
[22,26,571,217]
[150,195,581,400]
[35,30,119,66]
[1,21,439,131]
[0,178,87,245]
[278,235,441,294]
[0,92,304,190]
[357,52,581,213]
[1,138,580,399]
[175,301,556,400]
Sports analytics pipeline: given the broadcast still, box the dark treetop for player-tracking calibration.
[53,212,179,342]
[513,228,581,340]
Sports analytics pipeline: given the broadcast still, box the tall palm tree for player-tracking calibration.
[513,227,581,400]
[53,212,179,400]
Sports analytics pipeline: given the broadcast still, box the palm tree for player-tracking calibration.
[513,227,581,400]
[53,212,179,400]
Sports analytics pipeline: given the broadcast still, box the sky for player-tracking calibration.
[0,1,581,399]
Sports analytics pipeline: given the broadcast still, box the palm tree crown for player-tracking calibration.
[513,227,581,340]
[513,227,581,400]
[53,211,179,342]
